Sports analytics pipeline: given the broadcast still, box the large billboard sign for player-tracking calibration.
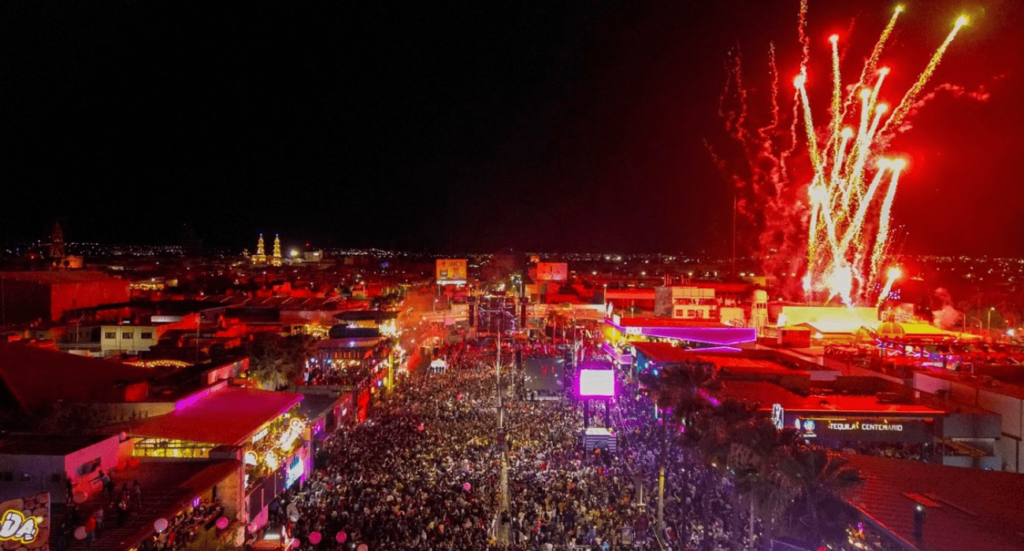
[436,259,467,285]
[536,262,568,282]
[578,369,615,398]
[789,415,934,443]
[0,493,50,550]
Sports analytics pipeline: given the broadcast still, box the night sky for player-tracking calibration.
[0,0,1021,255]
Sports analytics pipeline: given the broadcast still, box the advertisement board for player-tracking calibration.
[536,262,568,282]
[788,415,934,443]
[578,369,615,398]
[436,259,467,285]
[0,493,49,550]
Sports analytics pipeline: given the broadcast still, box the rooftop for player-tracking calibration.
[0,270,122,285]
[0,433,115,456]
[713,380,943,415]
[847,454,1024,551]
[633,342,805,376]
[0,343,169,411]
[127,386,302,445]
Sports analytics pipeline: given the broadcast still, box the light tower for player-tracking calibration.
[271,234,283,267]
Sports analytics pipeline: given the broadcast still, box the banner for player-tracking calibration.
[435,259,467,285]
[0,492,50,550]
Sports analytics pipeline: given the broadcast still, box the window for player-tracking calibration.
[105,332,116,339]
[122,332,134,339]
[140,332,153,340]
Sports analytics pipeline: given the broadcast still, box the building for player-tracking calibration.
[100,324,159,356]
[654,286,717,320]
[603,315,757,365]
[0,342,166,416]
[0,271,130,324]
[251,235,267,265]
[125,382,306,527]
[0,434,124,503]
[846,455,1024,551]
[270,235,282,267]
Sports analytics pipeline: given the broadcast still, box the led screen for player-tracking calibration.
[578,369,615,398]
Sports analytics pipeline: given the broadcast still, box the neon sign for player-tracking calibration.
[252,427,269,443]
[277,418,304,450]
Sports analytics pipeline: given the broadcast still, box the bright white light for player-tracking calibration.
[579,369,615,398]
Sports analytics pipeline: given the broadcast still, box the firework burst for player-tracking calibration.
[712,3,970,307]
[799,8,967,306]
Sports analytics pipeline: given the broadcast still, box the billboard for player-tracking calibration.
[788,415,934,443]
[0,493,50,550]
[536,262,568,282]
[578,369,615,398]
[436,259,467,285]
[523,357,565,393]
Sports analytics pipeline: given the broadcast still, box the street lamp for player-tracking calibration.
[988,307,996,336]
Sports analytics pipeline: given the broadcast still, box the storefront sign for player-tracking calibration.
[0,493,49,549]
[252,427,269,443]
[790,415,933,443]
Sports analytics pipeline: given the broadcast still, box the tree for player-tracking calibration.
[245,334,313,390]
[727,419,803,546]
[638,360,718,532]
[778,444,863,547]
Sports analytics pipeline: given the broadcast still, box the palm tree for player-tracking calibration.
[778,444,863,547]
[728,419,804,546]
[638,360,718,532]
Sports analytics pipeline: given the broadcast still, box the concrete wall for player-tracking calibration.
[0,435,122,502]
[0,279,51,324]
[0,455,64,502]
[914,371,1024,472]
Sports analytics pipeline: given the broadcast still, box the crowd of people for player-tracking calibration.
[55,473,144,551]
[136,499,226,551]
[265,337,774,551]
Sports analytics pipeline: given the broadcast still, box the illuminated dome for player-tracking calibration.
[877,321,906,338]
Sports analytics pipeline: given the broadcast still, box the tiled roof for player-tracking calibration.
[847,455,1024,551]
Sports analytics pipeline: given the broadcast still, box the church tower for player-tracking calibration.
[252,234,267,264]
[271,234,283,266]
[49,221,65,259]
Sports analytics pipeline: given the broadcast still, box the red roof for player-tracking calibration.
[0,270,120,285]
[713,381,942,415]
[128,386,302,445]
[847,455,1024,551]
[0,343,164,411]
